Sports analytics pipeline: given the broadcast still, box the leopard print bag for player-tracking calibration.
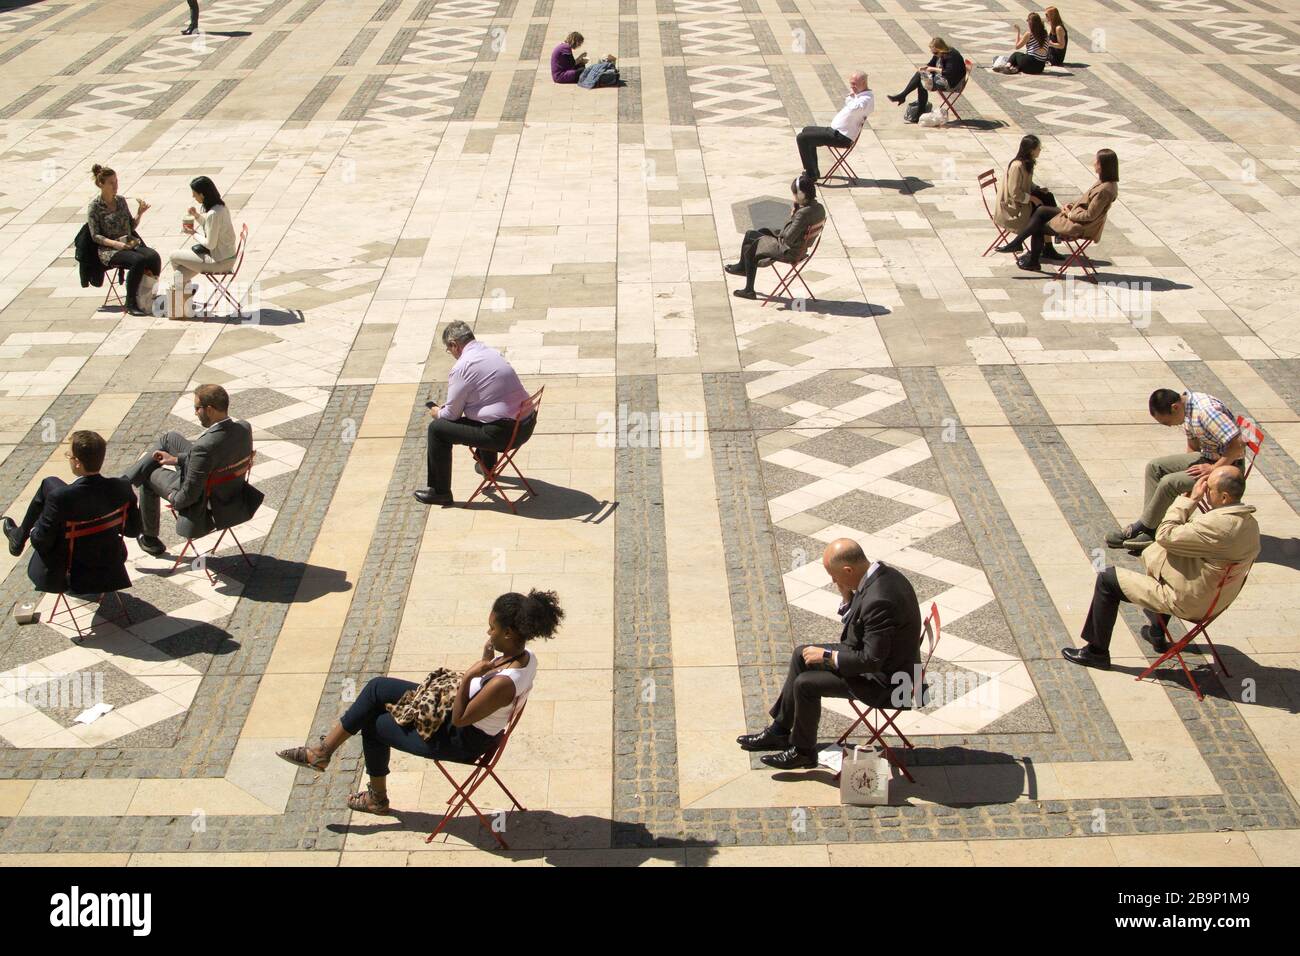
[385,668,463,741]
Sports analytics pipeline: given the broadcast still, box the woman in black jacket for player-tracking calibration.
[888,37,966,120]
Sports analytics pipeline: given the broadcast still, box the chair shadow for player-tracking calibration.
[187,307,304,327]
[946,118,1008,131]
[463,477,618,523]
[133,554,352,604]
[1257,534,1300,570]
[1106,651,1300,715]
[821,176,934,194]
[760,297,891,318]
[333,809,717,864]
[52,594,241,659]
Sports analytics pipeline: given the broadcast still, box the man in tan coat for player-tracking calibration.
[1064,465,1258,670]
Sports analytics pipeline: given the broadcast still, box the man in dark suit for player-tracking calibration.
[3,430,141,594]
[737,538,922,769]
[120,384,262,554]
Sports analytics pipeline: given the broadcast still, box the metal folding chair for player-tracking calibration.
[1136,564,1247,701]
[102,267,127,311]
[46,503,132,644]
[978,169,1010,257]
[759,220,826,307]
[426,697,529,850]
[1197,416,1264,514]
[819,128,862,185]
[835,602,940,783]
[936,59,973,123]
[465,387,543,514]
[199,223,249,317]
[167,452,257,584]
[1053,235,1099,282]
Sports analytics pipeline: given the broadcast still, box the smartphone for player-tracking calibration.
[425,401,437,408]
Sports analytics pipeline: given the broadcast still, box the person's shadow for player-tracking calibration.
[465,477,617,523]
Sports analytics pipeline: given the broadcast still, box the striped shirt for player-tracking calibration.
[1183,391,1239,459]
[1024,35,1049,61]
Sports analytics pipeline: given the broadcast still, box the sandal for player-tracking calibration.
[276,737,330,772]
[347,786,391,815]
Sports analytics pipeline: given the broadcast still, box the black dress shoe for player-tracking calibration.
[736,729,791,752]
[1016,254,1041,272]
[887,93,905,105]
[1062,646,1111,670]
[994,241,1024,254]
[761,747,819,770]
[413,488,454,506]
[1040,245,1065,262]
[724,263,745,276]
[182,26,199,36]
[733,288,757,300]
[137,534,166,556]
[1140,625,1171,654]
[2,517,23,557]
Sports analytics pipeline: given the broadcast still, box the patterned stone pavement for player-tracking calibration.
[0,0,1297,866]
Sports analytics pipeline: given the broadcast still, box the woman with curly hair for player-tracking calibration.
[277,589,564,815]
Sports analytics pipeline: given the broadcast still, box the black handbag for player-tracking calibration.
[192,244,210,258]
[903,101,931,124]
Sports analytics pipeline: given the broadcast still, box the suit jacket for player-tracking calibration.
[755,201,826,264]
[28,474,141,594]
[1117,496,1259,621]
[834,563,923,706]
[170,418,264,539]
[994,159,1036,233]
[1048,180,1117,240]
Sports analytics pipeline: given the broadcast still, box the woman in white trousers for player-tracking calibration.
[169,176,237,319]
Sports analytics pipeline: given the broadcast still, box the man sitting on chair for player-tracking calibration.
[414,321,534,507]
[736,538,922,769]
[3,430,140,595]
[121,384,260,555]
[795,70,874,182]
[1064,465,1258,671]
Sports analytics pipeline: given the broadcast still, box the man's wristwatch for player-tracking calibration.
[822,650,834,667]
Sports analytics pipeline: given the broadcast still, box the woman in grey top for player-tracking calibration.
[86,164,160,315]
[169,176,238,319]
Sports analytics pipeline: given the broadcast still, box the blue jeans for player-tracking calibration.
[340,676,493,777]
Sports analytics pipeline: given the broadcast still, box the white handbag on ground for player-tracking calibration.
[136,273,157,312]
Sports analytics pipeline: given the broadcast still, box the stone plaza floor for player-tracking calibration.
[0,0,1297,867]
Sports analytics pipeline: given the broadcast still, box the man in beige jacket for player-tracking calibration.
[1064,465,1258,670]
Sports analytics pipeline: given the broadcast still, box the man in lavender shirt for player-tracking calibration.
[414,321,535,507]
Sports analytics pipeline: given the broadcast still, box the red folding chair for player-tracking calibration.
[1136,563,1247,701]
[978,169,1010,257]
[819,128,862,185]
[759,220,826,308]
[465,387,543,514]
[1198,416,1265,513]
[426,696,529,850]
[167,452,257,584]
[199,223,249,317]
[1053,235,1099,282]
[936,60,973,123]
[46,503,132,644]
[835,602,940,783]
[101,267,126,311]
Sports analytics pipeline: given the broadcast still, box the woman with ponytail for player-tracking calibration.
[725,173,826,300]
[277,589,564,815]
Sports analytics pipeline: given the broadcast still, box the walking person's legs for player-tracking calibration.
[184,0,199,34]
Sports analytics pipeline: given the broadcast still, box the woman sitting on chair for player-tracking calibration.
[725,173,826,300]
[86,164,159,316]
[168,176,237,319]
[887,37,966,121]
[277,589,564,816]
[994,134,1064,262]
[997,148,1119,272]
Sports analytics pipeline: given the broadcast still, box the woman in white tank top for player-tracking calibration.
[276,589,564,816]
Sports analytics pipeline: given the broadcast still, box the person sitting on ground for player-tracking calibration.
[1044,6,1068,67]
[795,70,874,181]
[168,176,237,320]
[414,321,535,507]
[995,147,1117,271]
[120,384,262,557]
[86,164,159,316]
[1064,465,1258,670]
[992,12,1061,75]
[725,174,826,301]
[1104,388,1247,553]
[3,431,140,596]
[886,37,966,121]
[736,538,922,770]
[994,134,1064,261]
[276,589,564,815]
[551,31,587,84]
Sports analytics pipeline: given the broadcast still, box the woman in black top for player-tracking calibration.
[86,164,160,315]
[888,37,966,118]
[1045,7,1068,67]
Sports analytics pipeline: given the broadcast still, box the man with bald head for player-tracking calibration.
[737,538,922,769]
[795,71,874,182]
[1065,465,1259,670]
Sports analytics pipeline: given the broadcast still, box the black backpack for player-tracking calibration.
[903,101,931,124]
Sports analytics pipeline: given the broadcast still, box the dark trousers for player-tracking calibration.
[107,246,161,307]
[121,432,189,536]
[1081,567,1169,654]
[769,644,860,752]
[341,677,493,777]
[1011,204,1061,258]
[425,413,535,494]
[1010,52,1046,74]
[187,0,199,29]
[14,476,68,548]
[896,71,949,111]
[796,126,851,180]
[736,228,774,292]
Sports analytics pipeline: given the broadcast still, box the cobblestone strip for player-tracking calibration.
[0,394,95,515]
[981,364,1297,808]
[1251,359,1300,417]
[612,375,685,847]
